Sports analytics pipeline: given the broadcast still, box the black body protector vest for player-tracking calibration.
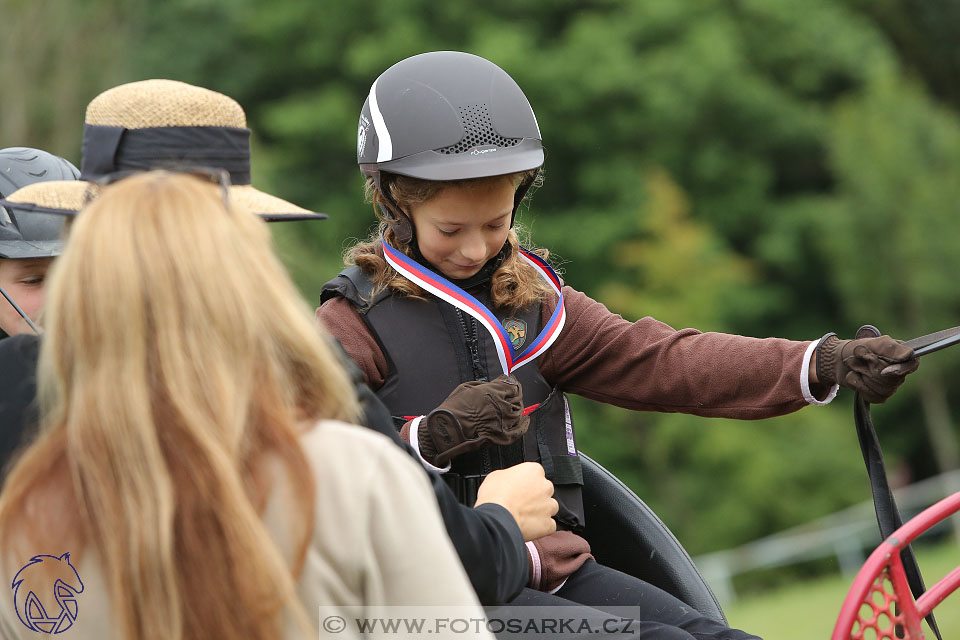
[322,266,585,531]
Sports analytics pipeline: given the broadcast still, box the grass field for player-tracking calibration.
[724,541,960,639]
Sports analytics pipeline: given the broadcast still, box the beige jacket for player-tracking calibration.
[0,421,492,639]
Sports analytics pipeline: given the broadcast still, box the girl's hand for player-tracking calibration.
[814,334,918,403]
[419,375,529,465]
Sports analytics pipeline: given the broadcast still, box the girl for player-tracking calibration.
[0,172,491,640]
[319,51,918,639]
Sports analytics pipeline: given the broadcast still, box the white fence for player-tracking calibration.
[692,469,960,604]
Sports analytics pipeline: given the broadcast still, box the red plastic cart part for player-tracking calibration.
[832,491,960,640]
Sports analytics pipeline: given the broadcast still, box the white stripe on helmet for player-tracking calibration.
[368,78,393,163]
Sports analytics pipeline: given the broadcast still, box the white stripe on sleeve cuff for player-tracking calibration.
[801,338,839,405]
[526,541,541,590]
[410,416,452,473]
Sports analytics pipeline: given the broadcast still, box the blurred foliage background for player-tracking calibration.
[4,0,959,572]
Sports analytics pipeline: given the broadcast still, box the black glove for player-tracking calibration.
[419,374,529,466]
[816,333,919,403]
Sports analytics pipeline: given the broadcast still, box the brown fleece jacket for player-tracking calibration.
[318,286,821,418]
[317,286,828,589]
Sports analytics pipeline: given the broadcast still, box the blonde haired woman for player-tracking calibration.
[0,172,491,640]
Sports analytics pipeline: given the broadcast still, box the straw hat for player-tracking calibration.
[0,80,325,221]
[0,181,88,216]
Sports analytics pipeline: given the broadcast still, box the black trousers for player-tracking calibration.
[498,560,761,640]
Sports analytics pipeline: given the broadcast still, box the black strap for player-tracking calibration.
[81,124,253,185]
[545,455,584,485]
[510,169,539,227]
[852,324,942,640]
[364,168,414,245]
[442,473,485,506]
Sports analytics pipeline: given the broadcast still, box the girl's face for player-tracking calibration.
[407,178,514,280]
[0,257,52,335]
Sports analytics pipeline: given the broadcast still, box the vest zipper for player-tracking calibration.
[456,309,488,383]
[455,309,493,474]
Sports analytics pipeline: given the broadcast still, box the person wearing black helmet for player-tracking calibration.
[0,147,78,482]
[319,51,920,639]
[0,147,79,339]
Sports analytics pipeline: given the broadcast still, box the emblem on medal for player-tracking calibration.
[504,318,527,350]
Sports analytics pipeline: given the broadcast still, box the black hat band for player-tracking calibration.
[81,124,252,184]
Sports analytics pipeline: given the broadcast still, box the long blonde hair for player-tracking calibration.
[0,172,358,640]
[347,171,555,311]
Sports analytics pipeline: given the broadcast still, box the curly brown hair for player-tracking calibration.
[346,171,557,312]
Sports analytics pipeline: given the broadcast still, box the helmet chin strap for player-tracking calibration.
[510,169,539,228]
[0,283,41,335]
[380,203,414,245]
[372,171,414,245]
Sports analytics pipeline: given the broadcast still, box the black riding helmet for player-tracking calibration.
[0,147,80,259]
[358,51,544,243]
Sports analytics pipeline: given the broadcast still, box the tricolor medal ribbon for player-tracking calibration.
[381,241,565,375]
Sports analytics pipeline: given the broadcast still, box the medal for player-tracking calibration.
[382,241,565,375]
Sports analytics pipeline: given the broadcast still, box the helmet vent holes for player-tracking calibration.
[439,104,522,154]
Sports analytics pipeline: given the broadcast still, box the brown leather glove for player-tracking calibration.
[419,374,529,466]
[816,333,919,403]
